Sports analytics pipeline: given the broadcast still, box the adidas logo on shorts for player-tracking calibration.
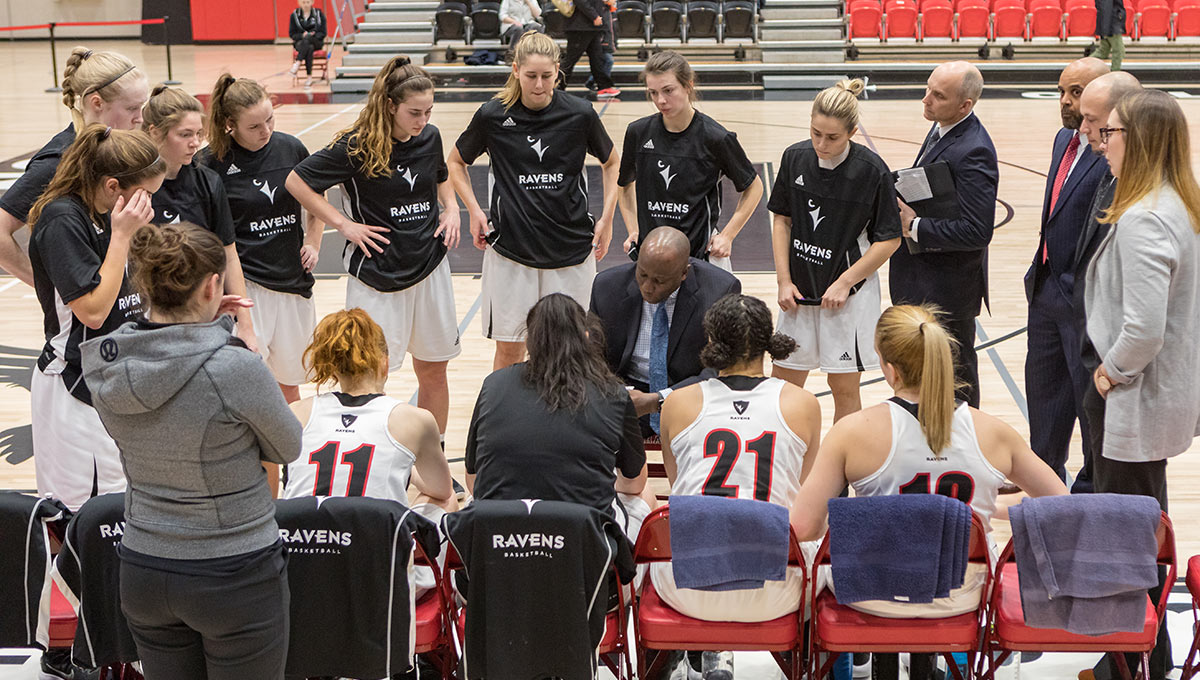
[227,163,241,175]
[643,139,655,149]
[502,117,516,127]
[840,351,853,361]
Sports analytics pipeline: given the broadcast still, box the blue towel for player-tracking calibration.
[668,495,789,592]
[828,494,969,605]
[1010,493,1161,635]
[937,500,971,598]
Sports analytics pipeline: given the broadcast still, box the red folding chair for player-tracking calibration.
[1181,555,1200,680]
[810,512,990,680]
[412,534,457,679]
[47,583,143,679]
[445,535,634,679]
[980,512,1176,680]
[632,504,809,680]
[292,47,331,84]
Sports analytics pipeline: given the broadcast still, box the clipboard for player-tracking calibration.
[892,161,959,253]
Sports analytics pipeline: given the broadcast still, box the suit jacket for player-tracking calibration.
[889,112,999,316]
[1024,128,1108,304]
[565,0,603,29]
[588,258,741,389]
[1073,171,1117,370]
[1095,0,1126,36]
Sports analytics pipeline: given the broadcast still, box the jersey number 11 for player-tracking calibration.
[308,441,376,497]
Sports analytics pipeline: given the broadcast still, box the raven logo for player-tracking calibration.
[161,210,181,224]
[341,414,358,428]
[397,166,418,191]
[807,199,826,231]
[254,179,278,204]
[733,400,749,415]
[658,160,676,191]
[527,136,549,162]
[521,499,541,514]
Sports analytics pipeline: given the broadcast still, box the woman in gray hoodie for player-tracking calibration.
[81,222,302,680]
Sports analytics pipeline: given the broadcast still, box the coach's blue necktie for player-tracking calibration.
[648,302,669,434]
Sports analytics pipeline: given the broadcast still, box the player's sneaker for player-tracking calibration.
[39,650,98,680]
[669,654,702,680]
[289,62,301,76]
[597,87,621,99]
[701,651,733,680]
[853,652,871,678]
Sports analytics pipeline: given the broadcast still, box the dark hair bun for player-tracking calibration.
[767,332,797,360]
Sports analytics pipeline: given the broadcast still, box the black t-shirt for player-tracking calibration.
[150,163,236,246]
[767,140,902,303]
[198,132,313,297]
[455,93,614,269]
[29,196,145,404]
[619,111,758,260]
[465,363,645,514]
[294,127,449,292]
[0,124,76,223]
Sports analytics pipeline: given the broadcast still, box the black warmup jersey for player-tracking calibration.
[0,493,67,648]
[294,128,449,292]
[618,112,758,260]
[455,92,614,269]
[29,196,145,405]
[443,500,635,680]
[275,496,441,679]
[0,124,76,223]
[768,140,902,303]
[198,132,313,297]
[150,162,236,245]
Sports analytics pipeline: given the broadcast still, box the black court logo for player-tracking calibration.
[341,414,357,428]
[733,400,749,415]
[99,339,119,362]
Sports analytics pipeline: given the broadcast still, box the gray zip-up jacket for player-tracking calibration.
[81,316,301,560]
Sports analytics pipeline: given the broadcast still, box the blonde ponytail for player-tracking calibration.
[812,78,866,133]
[875,305,959,454]
[496,32,560,110]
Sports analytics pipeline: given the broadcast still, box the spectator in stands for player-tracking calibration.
[891,61,998,408]
[81,222,300,680]
[588,226,741,433]
[1090,0,1125,71]
[1082,88,1200,680]
[466,293,656,541]
[559,0,621,97]
[790,304,1067,680]
[1022,57,1108,492]
[289,0,328,88]
[500,0,545,47]
[585,0,617,91]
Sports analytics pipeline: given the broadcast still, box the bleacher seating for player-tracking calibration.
[848,0,883,38]
[722,0,758,38]
[885,0,920,38]
[1064,0,1098,35]
[540,3,569,37]
[651,0,686,38]
[469,1,503,40]
[1135,0,1172,36]
[920,0,955,37]
[616,0,651,39]
[1177,0,1200,36]
[993,0,1029,39]
[688,0,723,39]
[955,0,992,37]
[434,1,469,42]
[1029,0,1065,38]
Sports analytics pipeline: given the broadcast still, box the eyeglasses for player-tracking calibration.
[1100,127,1126,143]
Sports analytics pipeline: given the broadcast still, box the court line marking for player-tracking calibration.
[0,279,20,294]
[293,103,360,140]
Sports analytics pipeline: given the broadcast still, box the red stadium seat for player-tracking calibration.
[1175,0,1200,35]
[993,0,1031,37]
[886,0,922,38]
[632,505,809,680]
[980,512,1176,680]
[1064,0,1098,35]
[1125,0,1137,34]
[810,513,991,680]
[921,0,957,37]
[1029,0,1065,36]
[1135,1,1172,36]
[849,0,885,37]
[1181,555,1200,680]
[956,1,993,36]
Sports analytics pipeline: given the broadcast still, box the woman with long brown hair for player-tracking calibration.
[28,125,165,511]
[199,74,323,402]
[287,56,460,439]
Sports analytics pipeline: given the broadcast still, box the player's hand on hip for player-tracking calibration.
[340,220,390,258]
[300,244,320,271]
[778,282,803,311]
[708,231,733,258]
[821,279,851,310]
[437,209,461,248]
[469,210,490,251]
[111,189,155,239]
[593,217,613,260]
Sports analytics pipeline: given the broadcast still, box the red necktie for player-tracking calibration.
[1044,134,1081,263]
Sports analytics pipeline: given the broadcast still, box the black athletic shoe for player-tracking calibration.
[39,650,99,680]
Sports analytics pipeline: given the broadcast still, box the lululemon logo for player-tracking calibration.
[99,339,119,362]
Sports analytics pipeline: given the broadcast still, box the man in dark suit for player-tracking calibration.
[892,61,999,407]
[589,226,741,431]
[1023,57,1110,491]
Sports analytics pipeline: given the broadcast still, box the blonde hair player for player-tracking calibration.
[447,31,621,370]
[769,78,902,423]
[287,56,461,439]
[0,47,149,287]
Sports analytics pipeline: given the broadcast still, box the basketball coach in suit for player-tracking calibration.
[589,226,741,433]
[1024,57,1111,490]
[893,61,999,407]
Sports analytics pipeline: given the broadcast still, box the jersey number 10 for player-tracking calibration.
[701,429,776,502]
[308,442,376,497]
[898,471,975,504]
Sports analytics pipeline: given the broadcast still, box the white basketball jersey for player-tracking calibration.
[668,377,808,507]
[851,399,1006,526]
[282,392,416,502]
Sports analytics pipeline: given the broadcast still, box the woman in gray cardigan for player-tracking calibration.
[1084,86,1200,680]
[81,223,301,680]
